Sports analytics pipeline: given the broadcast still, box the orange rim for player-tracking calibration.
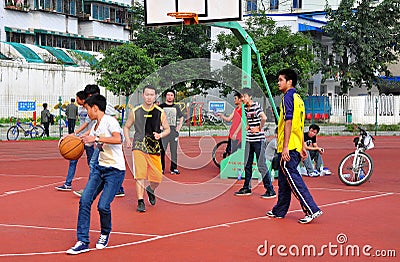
[167,12,199,25]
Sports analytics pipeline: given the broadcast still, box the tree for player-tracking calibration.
[213,13,321,97]
[93,43,157,107]
[323,0,400,91]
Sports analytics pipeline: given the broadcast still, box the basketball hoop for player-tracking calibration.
[167,12,199,25]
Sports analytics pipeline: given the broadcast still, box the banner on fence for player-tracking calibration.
[18,101,36,111]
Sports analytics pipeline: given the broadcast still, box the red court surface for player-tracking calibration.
[1,136,399,261]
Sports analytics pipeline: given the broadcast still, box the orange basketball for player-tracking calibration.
[59,136,84,160]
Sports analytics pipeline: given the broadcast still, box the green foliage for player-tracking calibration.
[93,43,157,97]
[323,0,400,91]
[213,12,321,97]
[344,123,400,132]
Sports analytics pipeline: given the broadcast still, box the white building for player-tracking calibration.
[0,0,131,51]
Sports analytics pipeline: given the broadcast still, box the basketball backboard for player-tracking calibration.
[144,0,242,26]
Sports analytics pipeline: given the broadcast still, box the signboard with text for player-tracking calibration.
[18,101,36,111]
[208,101,226,113]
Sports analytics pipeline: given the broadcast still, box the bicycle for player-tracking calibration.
[338,127,375,186]
[212,140,230,168]
[7,117,45,140]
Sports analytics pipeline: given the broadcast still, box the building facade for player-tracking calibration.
[1,0,131,51]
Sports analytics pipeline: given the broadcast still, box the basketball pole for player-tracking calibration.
[212,21,280,179]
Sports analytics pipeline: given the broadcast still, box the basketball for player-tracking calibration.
[59,136,84,160]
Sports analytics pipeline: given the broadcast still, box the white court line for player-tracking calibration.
[0,223,159,237]
[310,186,400,195]
[0,173,67,179]
[0,179,82,197]
[0,191,395,257]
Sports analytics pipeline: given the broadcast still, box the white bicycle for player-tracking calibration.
[338,127,375,186]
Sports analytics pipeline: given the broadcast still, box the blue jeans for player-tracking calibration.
[77,164,125,243]
[65,145,94,186]
[303,150,324,173]
[243,140,274,192]
[89,148,124,193]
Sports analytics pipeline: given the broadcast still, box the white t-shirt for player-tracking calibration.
[90,115,125,171]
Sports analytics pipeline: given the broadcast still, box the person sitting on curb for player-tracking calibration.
[303,124,331,176]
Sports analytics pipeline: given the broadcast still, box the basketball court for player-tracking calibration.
[0,136,399,260]
[1,1,398,260]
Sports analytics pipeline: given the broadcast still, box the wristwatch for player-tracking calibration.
[95,136,100,142]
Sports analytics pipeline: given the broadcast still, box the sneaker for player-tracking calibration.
[298,210,323,224]
[322,167,332,175]
[96,234,110,249]
[171,169,180,175]
[73,189,84,197]
[66,241,89,255]
[308,170,320,177]
[260,190,277,199]
[115,190,125,197]
[234,188,252,196]
[137,201,146,212]
[266,210,283,219]
[55,184,72,191]
[146,185,156,205]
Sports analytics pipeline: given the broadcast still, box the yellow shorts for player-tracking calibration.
[133,150,163,183]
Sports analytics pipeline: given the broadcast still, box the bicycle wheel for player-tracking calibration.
[30,126,45,138]
[212,140,229,168]
[7,126,19,140]
[338,152,373,186]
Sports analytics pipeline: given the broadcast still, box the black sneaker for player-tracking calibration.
[171,169,180,175]
[266,210,283,219]
[234,188,252,196]
[66,241,89,255]
[137,200,146,212]
[260,190,277,199]
[115,190,125,197]
[55,184,72,191]
[146,185,156,205]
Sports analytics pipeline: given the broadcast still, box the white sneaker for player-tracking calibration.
[308,170,320,177]
[298,210,323,224]
[96,234,110,249]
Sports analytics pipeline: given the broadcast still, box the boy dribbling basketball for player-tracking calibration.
[66,94,125,254]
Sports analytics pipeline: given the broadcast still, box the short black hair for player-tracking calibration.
[143,84,157,94]
[278,69,298,87]
[309,124,320,133]
[84,84,100,96]
[233,91,242,99]
[76,90,86,100]
[71,98,76,102]
[84,94,106,112]
[241,88,253,97]
[43,103,48,108]
[164,89,176,97]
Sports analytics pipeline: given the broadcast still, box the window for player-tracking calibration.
[6,32,26,43]
[292,0,302,9]
[56,0,63,12]
[270,0,278,10]
[246,0,257,12]
[69,0,76,15]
